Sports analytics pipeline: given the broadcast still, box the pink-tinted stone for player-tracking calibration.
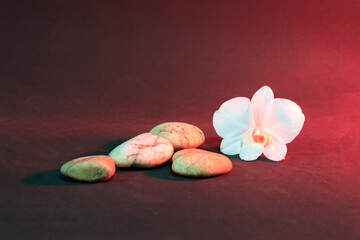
[172,149,232,177]
[150,122,205,150]
[61,155,116,182]
[109,133,174,168]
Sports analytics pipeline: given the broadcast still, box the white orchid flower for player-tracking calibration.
[213,86,305,161]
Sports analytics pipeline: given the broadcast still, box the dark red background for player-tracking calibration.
[1,0,359,239]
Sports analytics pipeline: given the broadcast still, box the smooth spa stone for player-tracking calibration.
[60,155,116,182]
[172,149,233,177]
[109,133,174,168]
[149,122,205,150]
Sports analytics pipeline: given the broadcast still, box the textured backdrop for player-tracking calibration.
[1,0,359,239]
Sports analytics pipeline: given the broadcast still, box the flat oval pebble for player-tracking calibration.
[61,155,116,182]
[172,149,232,177]
[150,122,205,150]
[109,133,174,168]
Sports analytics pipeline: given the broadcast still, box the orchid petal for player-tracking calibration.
[263,141,287,161]
[213,97,251,138]
[265,98,305,144]
[220,135,243,155]
[250,86,274,128]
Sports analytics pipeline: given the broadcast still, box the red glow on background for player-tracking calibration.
[1,0,359,239]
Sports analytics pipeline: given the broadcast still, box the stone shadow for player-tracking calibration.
[22,169,91,186]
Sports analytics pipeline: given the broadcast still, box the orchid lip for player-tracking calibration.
[252,128,272,147]
[252,128,266,144]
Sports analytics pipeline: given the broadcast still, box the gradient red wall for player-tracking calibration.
[1,1,359,239]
